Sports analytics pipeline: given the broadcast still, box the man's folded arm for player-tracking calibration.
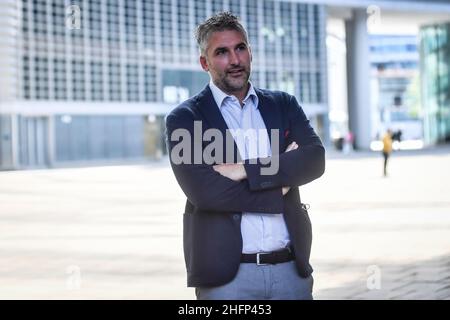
[243,94,326,191]
[165,112,284,213]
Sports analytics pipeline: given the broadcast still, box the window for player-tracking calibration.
[144,65,157,102]
[72,60,85,100]
[126,64,140,102]
[53,58,67,100]
[90,62,103,101]
[108,62,121,101]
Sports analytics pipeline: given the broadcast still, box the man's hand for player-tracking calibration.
[213,163,247,181]
[282,141,298,195]
[212,141,298,189]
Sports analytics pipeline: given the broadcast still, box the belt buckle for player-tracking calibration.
[256,252,269,266]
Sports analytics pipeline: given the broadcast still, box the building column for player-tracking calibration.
[345,9,372,150]
[0,0,20,169]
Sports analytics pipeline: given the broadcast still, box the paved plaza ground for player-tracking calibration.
[0,146,449,299]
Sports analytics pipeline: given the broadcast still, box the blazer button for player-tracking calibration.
[233,214,240,220]
[260,181,273,188]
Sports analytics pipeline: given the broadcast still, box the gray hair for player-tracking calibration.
[195,12,249,56]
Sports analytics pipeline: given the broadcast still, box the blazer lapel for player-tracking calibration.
[195,86,229,134]
[195,86,241,163]
[255,89,283,154]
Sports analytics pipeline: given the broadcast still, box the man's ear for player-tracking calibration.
[200,56,209,72]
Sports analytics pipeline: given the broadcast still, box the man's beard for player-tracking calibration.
[219,68,251,93]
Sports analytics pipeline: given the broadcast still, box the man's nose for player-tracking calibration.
[229,50,240,65]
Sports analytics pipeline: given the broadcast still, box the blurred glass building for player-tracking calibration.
[0,0,328,169]
[370,34,423,141]
[420,22,450,145]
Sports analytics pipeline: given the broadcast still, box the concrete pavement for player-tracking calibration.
[0,147,449,299]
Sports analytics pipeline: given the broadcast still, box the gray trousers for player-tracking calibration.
[195,261,314,300]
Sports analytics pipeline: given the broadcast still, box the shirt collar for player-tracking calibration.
[209,80,259,109]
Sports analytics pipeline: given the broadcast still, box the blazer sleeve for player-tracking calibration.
[165,109,284,213]
[243,94,325,191]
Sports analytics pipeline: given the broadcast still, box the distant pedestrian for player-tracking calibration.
[343,131,354,154]
[382,129,393,177]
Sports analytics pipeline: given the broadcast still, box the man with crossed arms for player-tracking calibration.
[165,12,325,300]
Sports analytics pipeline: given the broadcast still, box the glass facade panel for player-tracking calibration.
[19,0,327,104]
[420,23,450,144]
[162,69,209,102]
[55,115,144,161]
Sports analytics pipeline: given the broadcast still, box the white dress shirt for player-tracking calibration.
[209,81,290,254]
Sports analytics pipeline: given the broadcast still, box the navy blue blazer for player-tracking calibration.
[165,85,325,288]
